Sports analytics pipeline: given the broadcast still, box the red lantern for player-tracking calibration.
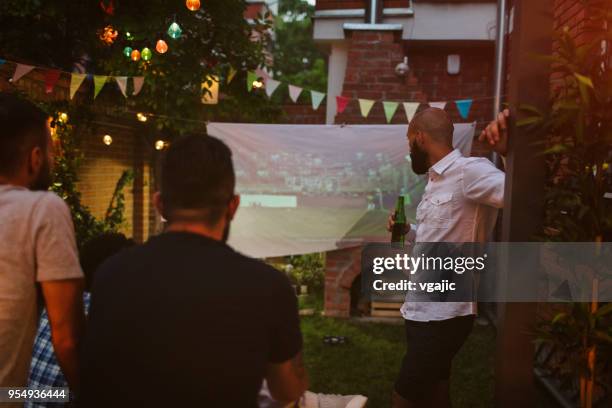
[186,0,201,11]
[156,39,168,54]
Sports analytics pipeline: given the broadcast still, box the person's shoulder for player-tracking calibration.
[232,251,292,286]
[459,155,498,171]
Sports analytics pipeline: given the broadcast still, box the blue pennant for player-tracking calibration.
[455,99,473,119]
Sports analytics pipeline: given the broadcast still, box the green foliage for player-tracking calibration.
[0,0,279,134]
[287,253,325,291]
[519,1,612,242]
[273,0,327,91]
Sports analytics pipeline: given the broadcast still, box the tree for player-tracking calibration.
[272,0,327,91]
[0,0,280,133]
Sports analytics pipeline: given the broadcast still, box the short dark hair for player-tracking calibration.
[410,107,454,147]
[80,233,135,291]
[161,134,235,226]
[0,93,49,176]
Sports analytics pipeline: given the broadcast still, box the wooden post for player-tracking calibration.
[495,0,553,406]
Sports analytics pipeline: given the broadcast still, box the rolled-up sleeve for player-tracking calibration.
[461,158,505,209]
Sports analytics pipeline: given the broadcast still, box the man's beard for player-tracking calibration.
[410,141,429,175]
[31,158,52,191]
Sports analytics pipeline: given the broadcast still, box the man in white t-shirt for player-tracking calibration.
[0,93,84,394]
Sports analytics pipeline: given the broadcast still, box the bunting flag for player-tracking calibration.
[115,76,128,98]
[93,76,107,99]
[0,59,6,65]
[255,67,271,81]
[12,64,34,83]
[265,78,281,97]
[403,102,420,123]
[44,70,61,94]
[358,99,375,118]
[336,95,350,114]
[383,101,399,123]
[69,73,86,100]
[288,85,303,103]
[227,67,237,84]
[310,91,325,111]
[246,71,257,92]
[455,99,473,119]
[429,101,447,110]
[132,76,144,96]
[201,75,219,104]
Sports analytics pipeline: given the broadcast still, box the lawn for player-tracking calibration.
[299,296,495,407]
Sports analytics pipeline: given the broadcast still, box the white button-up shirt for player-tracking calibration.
[401,149,505,321]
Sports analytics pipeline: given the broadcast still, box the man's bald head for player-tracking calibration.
[409,108,454,148]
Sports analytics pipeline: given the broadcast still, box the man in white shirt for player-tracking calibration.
[0,93,84,395]
[390,108,508,407]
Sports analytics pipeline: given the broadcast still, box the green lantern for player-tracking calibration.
[141,47,152,61]
[123,46,133,58]
[167,22,182,39]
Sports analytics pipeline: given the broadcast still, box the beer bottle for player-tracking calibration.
[391,195,406,245]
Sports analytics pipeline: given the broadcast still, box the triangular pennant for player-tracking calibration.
[246,71,257,92]
[403,102,420,122]
[265,78,281,97]
[336,96,350,114]
[115,76,128,98]
[12,64,34,83]
[288,85,303,103]
[132,76,144,95]
[227,67,237,84]
[358,99,375,118]
[455,99,473,119]
[383,101,399,123]
[0,59,6,66]
[310,91,325,110]
[201,75,219,105]
[255,67,271,81]
[429,101,447,110]
[69,73,86,100]
[93,76,108,99]
[44,70,61,94]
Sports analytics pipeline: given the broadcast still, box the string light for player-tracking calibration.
[102,135,113,146]
[167,22,182,39]
[123,46,133,58]
[57,112,68,123]
[155,140,166,151]
[141,47,152,61]
[156,39,168,54]
[136,112,148,122]
[186,0,201,11]
[131,49,141,62]
[252,79,264,89]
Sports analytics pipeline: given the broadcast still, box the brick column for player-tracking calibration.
[324,245,363,318]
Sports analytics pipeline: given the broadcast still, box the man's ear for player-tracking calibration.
[28,146,43,177]
[153,192,164,217]
[228,194,240,220]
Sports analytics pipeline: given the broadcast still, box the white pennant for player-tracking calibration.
[12,64,34,83]
[429,101,447,110]
[132,77,144,96]
[265,78,281,97]
[288,85,302,103]
[403,102,420,122]
[115,77,128,98]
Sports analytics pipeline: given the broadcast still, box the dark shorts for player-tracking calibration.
[394,315,474,401]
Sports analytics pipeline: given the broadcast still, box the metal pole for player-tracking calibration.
[492,0,507,165]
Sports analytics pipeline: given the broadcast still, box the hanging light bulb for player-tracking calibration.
[156,39,168,54]
[185,0,201,11]
[136,112,148,122]
[103,135,113,146]
[123,46,133,58]
[58,112,68,123]
[252,79,264,89]
[167,22,182,39]
[141,47,152,61]
[155,140,166,151]
[131,49,141,62]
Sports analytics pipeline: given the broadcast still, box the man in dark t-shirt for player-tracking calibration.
[80,134,307,407]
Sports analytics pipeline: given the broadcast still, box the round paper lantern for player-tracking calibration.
[141,47,152,61]
[186,0,201,11]
[155,39,168,54]
[123,46,133,58]
[167,22,182,39]
[103,135,113,146]
[130,49,141,62]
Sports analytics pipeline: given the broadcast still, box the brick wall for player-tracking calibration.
[0,65,156,243]
[280,103,326,124]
